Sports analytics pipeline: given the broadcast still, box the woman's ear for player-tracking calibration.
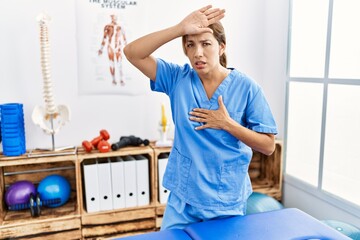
[219,43,226,56]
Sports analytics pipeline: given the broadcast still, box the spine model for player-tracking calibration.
[38,14,56,117]
[32,13,70,144]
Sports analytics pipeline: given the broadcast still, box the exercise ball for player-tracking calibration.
[5,180,36,206]
[37,174,71,208]
[246,192,284,214]
[321,220,360,240]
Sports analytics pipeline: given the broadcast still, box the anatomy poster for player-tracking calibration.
[76,0,149,95]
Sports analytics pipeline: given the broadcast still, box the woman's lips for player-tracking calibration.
[195,61,206,69]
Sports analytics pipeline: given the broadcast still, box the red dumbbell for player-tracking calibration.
[97,140,111,153]
[82,130,110,153]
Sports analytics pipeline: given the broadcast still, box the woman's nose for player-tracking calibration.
[194,46,203,57]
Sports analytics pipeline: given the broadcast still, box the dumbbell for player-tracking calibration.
[97,139,111,153]
[8,192,61,217]
[82,129,110,153]
[111,135,150,151]
[6,175,71,217]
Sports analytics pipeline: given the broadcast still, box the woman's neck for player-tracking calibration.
[199,66,230,99]
[199,66,229,82]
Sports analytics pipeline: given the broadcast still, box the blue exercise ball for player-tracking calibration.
[322,220,360,240]
[246,192,284,214]
[37,174,71,208]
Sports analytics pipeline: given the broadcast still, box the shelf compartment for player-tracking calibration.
[0,216,81,239]
[81,207,156,239]
[0,159,81,239]
[249,141,283,200]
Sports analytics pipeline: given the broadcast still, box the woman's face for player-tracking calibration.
[184,32,225,75]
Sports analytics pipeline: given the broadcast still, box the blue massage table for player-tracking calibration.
[117,208,351,240]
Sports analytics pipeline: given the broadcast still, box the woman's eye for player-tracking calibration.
[203,42,210,46]
[186,43,193,48]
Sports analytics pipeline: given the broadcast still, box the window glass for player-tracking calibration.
[289,0,329,78]
[287,0,360,211]
[323,84,360,205]
[286,82,323,186]
[329,0,360,79]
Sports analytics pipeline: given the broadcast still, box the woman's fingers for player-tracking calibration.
[189,112,207,118]
[204,8,222,17]
[207,9,225,24]
[199,6,225,24]
[189,116,207,122]
[199,5,212,13]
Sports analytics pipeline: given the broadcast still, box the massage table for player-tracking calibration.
[117,208,350,240]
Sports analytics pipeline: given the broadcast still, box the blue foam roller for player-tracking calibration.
[1,103,26,156]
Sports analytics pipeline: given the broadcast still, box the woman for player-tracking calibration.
[124,5,277,230]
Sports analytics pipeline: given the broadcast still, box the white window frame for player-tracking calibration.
[284,0,360,218]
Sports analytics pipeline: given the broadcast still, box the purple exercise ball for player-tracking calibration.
[5,180,36,206]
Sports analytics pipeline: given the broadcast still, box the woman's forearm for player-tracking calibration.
[123,24,183,80]
[124,24,183,61]
[224,118,275,156]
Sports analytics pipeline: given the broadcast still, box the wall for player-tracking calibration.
[284,180,360,228]
[0,0,283,150]
[2,0,359,232]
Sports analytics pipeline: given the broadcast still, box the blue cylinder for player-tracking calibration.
[0,103,26,156]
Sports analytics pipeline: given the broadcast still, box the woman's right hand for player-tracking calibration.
[124,5,225,81]
[179,5,225,36]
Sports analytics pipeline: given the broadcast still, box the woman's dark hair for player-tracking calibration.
[182,21,227,68]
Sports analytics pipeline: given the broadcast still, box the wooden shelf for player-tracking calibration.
[249,140,283,200]
[77,145,153,161]
[0,153,80,239]
[0,141,283,239]
[77,145,157,238]
[81,206,156,239]
[0,153,77,167]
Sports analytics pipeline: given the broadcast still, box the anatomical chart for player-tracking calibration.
[76,0,149,95]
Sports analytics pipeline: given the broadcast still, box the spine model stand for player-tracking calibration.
[31,13,74,156]
[155,104,172,147]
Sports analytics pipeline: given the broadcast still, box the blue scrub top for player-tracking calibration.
[151,59,277,210]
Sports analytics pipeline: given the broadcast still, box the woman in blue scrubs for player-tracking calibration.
[124,5,278,230]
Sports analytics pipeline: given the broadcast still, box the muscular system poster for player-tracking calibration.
[76,0,149,95]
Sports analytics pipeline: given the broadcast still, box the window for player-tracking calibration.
[285,0,360,213]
